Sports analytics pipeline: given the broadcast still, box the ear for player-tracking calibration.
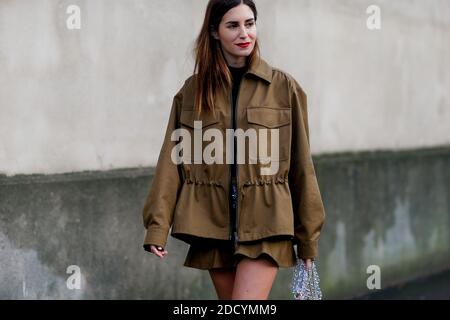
[210,25,219,40]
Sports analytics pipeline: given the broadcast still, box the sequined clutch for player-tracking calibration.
[291,257,323,300]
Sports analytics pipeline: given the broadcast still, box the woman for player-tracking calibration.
[142,0,325,300]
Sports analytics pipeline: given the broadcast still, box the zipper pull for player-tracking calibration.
[233,231,238,249]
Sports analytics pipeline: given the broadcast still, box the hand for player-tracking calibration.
[149,245,168,259]
[302,258,313,270]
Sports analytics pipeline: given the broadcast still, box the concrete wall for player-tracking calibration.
[1,147,449,299]
[0,0,449,299]
[1,0,449,176]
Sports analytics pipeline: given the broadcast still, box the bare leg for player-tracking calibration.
[208,267,236,300]
[231,255,278,300]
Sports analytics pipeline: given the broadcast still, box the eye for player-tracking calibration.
[227,22,254,29]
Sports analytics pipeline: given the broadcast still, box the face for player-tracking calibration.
[211,4,257,67]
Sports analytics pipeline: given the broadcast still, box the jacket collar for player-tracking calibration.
[246,56,272,84]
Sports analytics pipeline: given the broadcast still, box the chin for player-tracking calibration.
[234,49,253,57]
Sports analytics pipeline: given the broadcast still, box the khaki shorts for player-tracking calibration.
[183,238,297,270]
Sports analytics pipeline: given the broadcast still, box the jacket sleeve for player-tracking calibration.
[142,89,183,251]
[288,77,326,259]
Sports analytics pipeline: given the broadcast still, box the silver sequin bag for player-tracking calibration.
[291,257,323,300]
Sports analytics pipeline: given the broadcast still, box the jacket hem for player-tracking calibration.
[238,230,294,242]
[171,230,230,246]
[171,230,295,245]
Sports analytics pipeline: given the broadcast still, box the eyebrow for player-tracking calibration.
[225,18,255,25]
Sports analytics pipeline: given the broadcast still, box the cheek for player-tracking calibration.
[225,33,237,44]
[220,30,237,45]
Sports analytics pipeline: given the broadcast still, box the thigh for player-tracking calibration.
[208,267,236,300]
[232,254,278,300]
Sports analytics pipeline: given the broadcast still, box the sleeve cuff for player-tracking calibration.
[143,226,170,251]
[296,240,319,259]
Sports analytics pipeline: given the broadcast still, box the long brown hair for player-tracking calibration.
[193,0,260,118]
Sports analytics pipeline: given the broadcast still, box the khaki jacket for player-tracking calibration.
[142,57,325,259]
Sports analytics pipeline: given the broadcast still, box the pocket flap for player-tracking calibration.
[180,110,220,129]
[247,107,291,128]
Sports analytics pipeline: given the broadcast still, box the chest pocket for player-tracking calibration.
[180,109,220,129]
[246,106,291,162]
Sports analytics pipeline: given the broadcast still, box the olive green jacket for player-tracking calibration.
[142,57,325,259]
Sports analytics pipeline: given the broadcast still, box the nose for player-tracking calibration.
[239,25,248,38]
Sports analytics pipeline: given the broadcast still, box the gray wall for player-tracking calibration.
[0,0,449,299]
[1,147,449,299]
[0,0,449,175]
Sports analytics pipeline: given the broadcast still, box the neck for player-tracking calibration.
[229,64,246,69]
[223,53,247,68]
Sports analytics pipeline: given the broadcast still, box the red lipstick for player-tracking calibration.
[236,42,251,49]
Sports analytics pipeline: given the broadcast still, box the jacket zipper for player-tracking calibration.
[231,73,246,250]
[229,89,234,244]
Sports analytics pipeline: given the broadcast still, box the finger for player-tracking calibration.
[151,247,163,258]
[304,259,311,269]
